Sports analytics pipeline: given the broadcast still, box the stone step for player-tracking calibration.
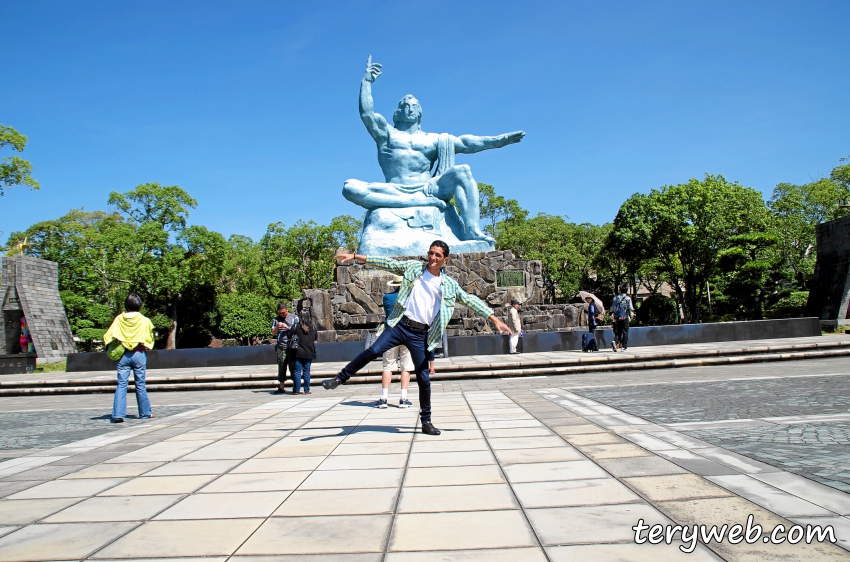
[1,339,848,396]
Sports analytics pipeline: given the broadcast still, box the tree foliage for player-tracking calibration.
[0,125,39,196]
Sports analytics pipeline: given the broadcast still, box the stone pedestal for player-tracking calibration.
[0,255,76,363]
[357,206,494,257]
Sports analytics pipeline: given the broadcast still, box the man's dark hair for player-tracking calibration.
[277,302,288,311]
[619,284,629,294]
[125,293,142,312]
[430,240,450,258]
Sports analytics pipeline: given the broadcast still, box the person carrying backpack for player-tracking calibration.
[610,284,635,352]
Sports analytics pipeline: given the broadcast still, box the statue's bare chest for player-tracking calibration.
[384,131,438,160]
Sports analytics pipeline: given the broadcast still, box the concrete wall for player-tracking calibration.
[66,317,821,372]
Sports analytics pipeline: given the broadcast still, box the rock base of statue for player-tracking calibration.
[357,205,494,257]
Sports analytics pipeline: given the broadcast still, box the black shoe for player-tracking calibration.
[111,417,124,423]
[611,341,617,352]
[322,377,341,390]
[421,421,441,435]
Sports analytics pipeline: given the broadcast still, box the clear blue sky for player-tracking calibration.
[3,1,849,242]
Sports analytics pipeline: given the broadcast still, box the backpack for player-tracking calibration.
[610,295,627,318]
[582,332,598,352]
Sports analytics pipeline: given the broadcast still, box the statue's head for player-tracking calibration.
[393,95,422,127]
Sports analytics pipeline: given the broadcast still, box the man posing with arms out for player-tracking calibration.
[271,303,299,394]
[377,275,414,409]
[610,284,635,352]
[323,240,512,435]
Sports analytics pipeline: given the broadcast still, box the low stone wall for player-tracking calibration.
[290,251,595,343]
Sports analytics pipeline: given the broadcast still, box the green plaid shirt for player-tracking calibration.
[366,256,494,351]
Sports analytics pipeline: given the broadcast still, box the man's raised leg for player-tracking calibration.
[323,324,405,390]
[434,165,494,243]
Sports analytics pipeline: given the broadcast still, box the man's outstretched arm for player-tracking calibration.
[454,131,525,154]
[360,56,389,142]
[333,252,409,275]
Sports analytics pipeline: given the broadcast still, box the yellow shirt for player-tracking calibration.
[103,312,156,350]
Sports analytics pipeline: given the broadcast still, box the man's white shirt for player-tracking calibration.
[404,270,443,325]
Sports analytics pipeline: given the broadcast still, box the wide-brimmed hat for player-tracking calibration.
[387,275,403,288]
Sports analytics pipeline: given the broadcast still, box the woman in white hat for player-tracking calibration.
[377,275,413,408]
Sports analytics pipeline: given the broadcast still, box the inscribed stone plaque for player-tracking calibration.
[497,270,525,288]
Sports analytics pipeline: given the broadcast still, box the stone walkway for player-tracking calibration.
[0,357,849,560]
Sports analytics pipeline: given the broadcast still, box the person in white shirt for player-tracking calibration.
[507,299,523,353]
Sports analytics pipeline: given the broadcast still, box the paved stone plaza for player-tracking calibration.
[0,355,849,560]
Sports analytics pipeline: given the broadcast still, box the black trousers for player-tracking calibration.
[338,322,434,422]
[614,319,630,348]
[276,347,296,384]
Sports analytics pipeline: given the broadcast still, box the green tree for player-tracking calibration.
[717,232,781,319]
[0,125,39,196]
[478,183,527,237]
[217,292,277,345]
[260,216,361,300]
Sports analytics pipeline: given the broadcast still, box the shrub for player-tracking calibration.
[635,294,679,326]
[765,291,809,319]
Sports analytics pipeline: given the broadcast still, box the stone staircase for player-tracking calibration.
[1,337,848,396]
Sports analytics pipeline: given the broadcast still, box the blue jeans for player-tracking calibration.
[293,358,312,393]
[112,350,152,419]
[338,322,434,422]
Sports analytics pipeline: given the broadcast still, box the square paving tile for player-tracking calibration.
[513,478,641,508]
[144,460,241,476]
[398,483,518,513]
[7,478,126,499]
[317,454,407,470]
[563,432,626,446]
[624,474,733,502]
[61,463,162,479]
[0,521,136,561]
[100,475,216,496]
[236,515,392,555]
[527,504,670,545]
[546,543,723,561]
[502,461,608,484]
[404,465,505,487]
[410,439,488,454]
[708,474,834,518]
[595,456,688,478]
[483,427,554,439]
[407,451,495,468]
[231,457,326,473]
[753,471,850,515]
[299,468,403,490]
[106,440,215,463]
[198,471,310,493]
[477,420,544,429]
[578,443,653,459]
[274,487,398,516]
[156,491,289,519]
[494,447,583,465]
[487,436,566,450]
[234,555,380,562]
[44,494,183,522]
[181,439,278,461]
[93,518,263,558]
[255,442,338,458]
[0,498,82,524]
[385,547,547,561]
[331,442,411,456]
[389,510,536,551]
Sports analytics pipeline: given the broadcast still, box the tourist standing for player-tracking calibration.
[322,240,512,435]
[104,293,155,423]
[378,275,414,409]
[585,296,598,333]
[293,310,317,395]
[508,298,523,354]
[272,303,299,394]
[611,284,635,351]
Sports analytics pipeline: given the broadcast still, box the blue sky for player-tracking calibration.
[3,1,849,242]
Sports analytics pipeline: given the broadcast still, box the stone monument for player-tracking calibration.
[807,214,850,329]
[344,56,525,256]
[1,255,76,368]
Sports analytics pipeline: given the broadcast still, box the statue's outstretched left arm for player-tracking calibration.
[454,131,525,154]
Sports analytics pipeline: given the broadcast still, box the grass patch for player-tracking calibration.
[34,360,66,373]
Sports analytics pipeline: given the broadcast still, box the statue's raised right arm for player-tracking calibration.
[359,56,389,142]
